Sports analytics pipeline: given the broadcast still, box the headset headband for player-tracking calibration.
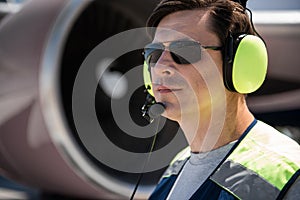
[231,0,248,9]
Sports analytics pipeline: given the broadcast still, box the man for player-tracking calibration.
[142,0,300,199]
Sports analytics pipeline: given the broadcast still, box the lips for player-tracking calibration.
[156,85,181,93]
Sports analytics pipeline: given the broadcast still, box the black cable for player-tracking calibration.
[129,117,161,200]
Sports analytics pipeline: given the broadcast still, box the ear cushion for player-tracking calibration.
[223,34,268,94]
[143,61,154,96]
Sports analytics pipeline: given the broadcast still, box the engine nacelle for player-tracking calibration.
[0,0,187,199]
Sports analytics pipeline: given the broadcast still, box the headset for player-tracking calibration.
[142,1,268,96]
[143,62,154,97]
[223,0,267,93]
[223,32,268,93]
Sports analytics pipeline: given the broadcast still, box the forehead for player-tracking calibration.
[153,10,218,44]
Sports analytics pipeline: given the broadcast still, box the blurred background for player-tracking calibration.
[0,0,299,199]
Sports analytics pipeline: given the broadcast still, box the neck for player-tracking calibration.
[179,94,254,153]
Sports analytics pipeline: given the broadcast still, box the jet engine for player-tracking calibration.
[0,0,299,199]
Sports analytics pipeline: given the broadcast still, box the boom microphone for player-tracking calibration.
[141,93,165,123]
[148,102,165,119]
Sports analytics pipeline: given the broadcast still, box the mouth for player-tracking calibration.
[156,86,181,94]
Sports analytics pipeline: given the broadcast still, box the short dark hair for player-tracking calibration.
[147,0,255,46]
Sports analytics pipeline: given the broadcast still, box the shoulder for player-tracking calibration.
[210,120,300,199]
[250,120,300,163]
[229,120,300,169]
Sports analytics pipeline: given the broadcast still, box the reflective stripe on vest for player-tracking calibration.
[211,121,300,200]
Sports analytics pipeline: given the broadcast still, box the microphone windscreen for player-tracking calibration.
[148,103,165,119]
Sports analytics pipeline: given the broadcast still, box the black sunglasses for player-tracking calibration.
[143,40,222,67]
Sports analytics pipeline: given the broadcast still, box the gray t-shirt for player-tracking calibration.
[167,142,236,200]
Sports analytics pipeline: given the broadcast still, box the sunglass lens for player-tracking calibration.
[144,43,164,67]
[149,49,163,67]
[170,41,201,64]
[144,41,202,66]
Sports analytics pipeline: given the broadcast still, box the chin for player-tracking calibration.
[162,104,182,122]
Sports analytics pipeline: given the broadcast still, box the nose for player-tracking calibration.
[152,50,175,77]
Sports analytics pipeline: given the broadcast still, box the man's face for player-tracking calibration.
[150,10,224,122]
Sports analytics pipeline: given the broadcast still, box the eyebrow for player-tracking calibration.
[153,37,194,43]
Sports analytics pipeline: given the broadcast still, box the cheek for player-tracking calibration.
[204,51,223,75]
[183,65,208,92]
[194,52,223,88]
[183,60,223,100]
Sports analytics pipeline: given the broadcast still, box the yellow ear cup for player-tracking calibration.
[232,35,268,93]
[143,61,154,96]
